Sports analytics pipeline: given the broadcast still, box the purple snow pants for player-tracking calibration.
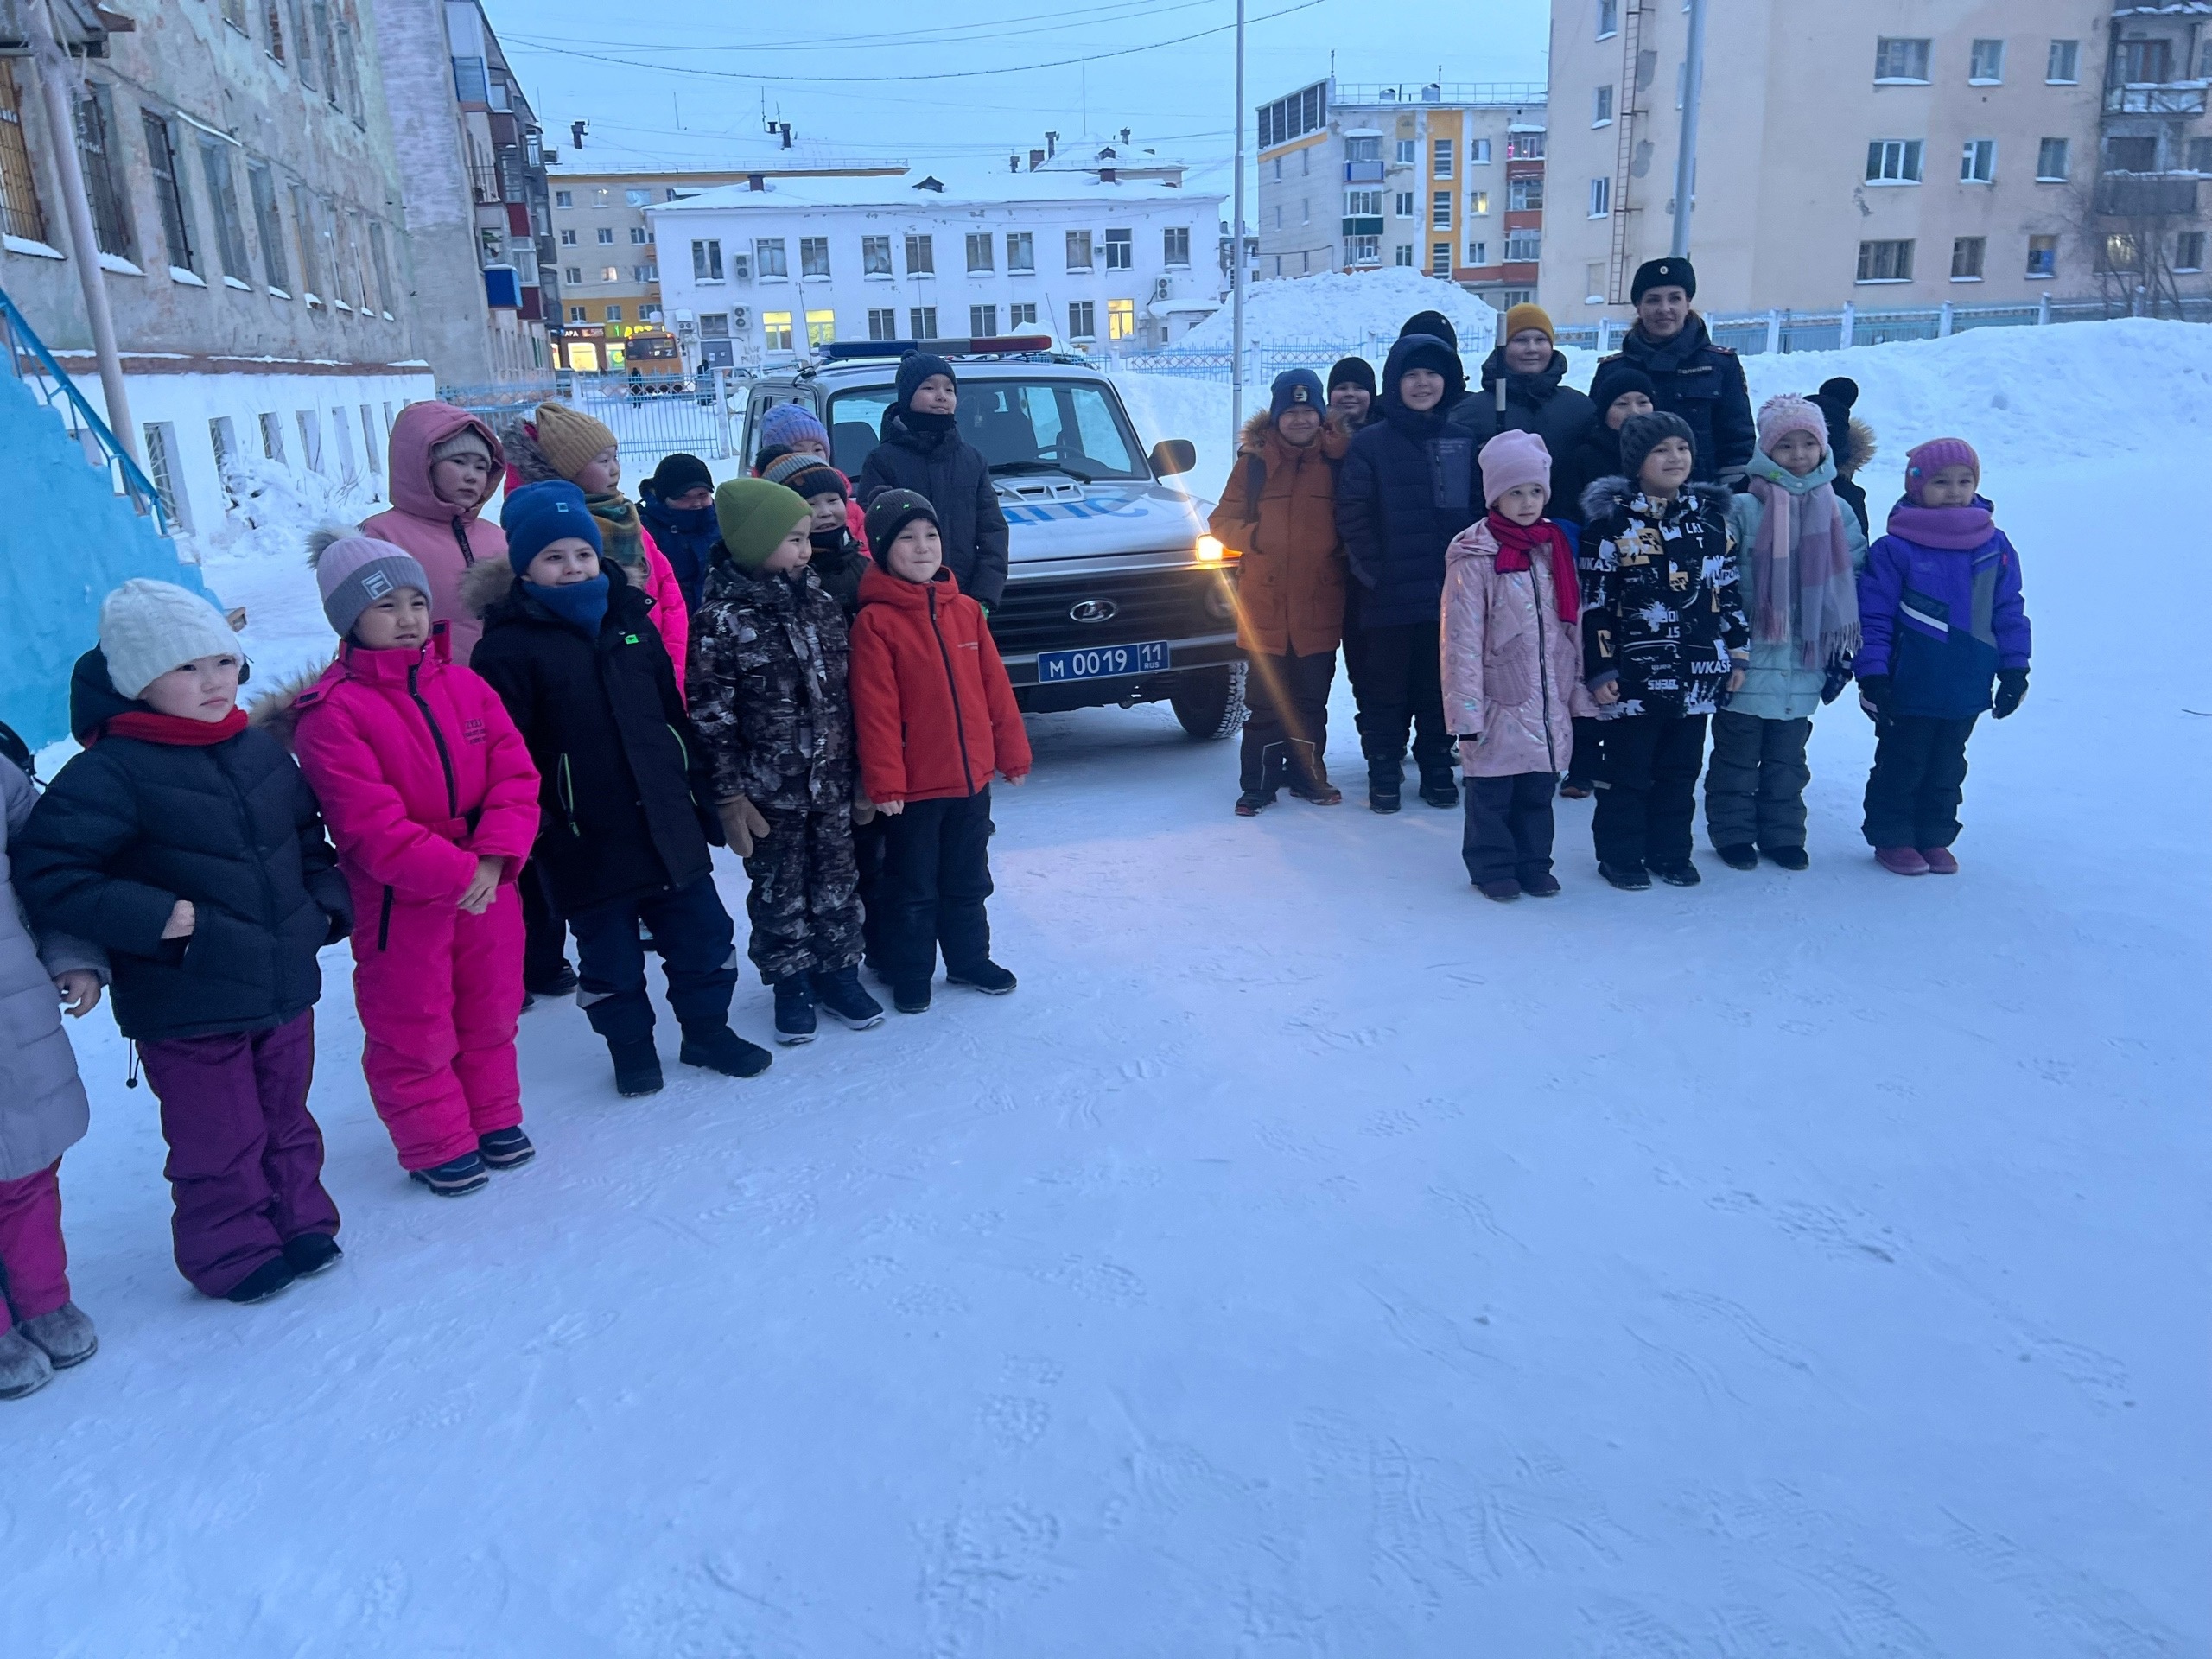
[136,1010,340,1299]
[0,1161,71,1330]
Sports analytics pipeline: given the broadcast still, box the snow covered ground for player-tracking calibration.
[11,325,2209,1656]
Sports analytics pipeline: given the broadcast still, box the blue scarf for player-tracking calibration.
[524,575,610,639]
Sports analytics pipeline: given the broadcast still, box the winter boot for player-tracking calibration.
[811,965,886,1029]
[1716,843,1760,871]
[1919,847,1959,874]
[0,1329,53,1399]
[1235,788,1275,817]
[1653,860,1702,887]
[1599,861,1651,891]
[1558,777,1593,800]
[1521,870,1562,897]
[525,960,579,999]
[1285,741,1342,805]
[282,1232,343,1276]
[948,960,1018,995]
[1763,845,1809,871]
[1418,761,1459,810]
[610,1039,666,1096]
[772,976,818,1045]
[1366,753,1402,814]
[410,1152,490,1198]
[1875,847,1929,876]
[17,1302,98,1369]
[679,1026,774,1078]
[1477,879,1522,903]
[224,1255,298,1305]
[478,1127,537,1170]
[893,979,933,1014]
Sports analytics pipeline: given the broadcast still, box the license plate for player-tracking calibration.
[1035,640,1169,682]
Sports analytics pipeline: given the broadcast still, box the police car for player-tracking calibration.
[737,337,1247,738]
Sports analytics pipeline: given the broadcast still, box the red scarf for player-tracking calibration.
[1486,513,1579,623]
[92,707,249,747]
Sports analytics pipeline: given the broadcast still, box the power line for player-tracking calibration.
[507,0,1217,56]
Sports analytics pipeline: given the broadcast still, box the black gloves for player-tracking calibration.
[1993,667,2029,720]
[1821,652,1854,706]
[1855,673,1891,728]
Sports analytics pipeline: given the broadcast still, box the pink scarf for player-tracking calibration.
[1746,460,1859,669]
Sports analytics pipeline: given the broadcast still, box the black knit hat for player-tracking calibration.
[762,451,848,502]
[865,488,939,563]
[1326,355,1376,395]
[1617,410,1696,483]
[1630,257,1697,302]
[1588,359,1659,418]
[895,352,957,410]
[1398,308,1459,349]
[645,451,714,500]
[1809,376,1860,468]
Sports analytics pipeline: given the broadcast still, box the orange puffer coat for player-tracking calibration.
[1206,411,1351,658]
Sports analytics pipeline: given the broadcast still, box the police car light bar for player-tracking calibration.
[819,336,1056,361]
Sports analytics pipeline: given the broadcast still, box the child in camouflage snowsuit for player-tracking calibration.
[687,480,882,1044]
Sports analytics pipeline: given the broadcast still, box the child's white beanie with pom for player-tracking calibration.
[99,579,239,699]
[308,524,429,639]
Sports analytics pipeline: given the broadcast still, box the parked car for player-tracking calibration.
[738,337,1247,739]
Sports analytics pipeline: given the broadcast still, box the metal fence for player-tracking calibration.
[436,371,741,467]
[0,283,170,534]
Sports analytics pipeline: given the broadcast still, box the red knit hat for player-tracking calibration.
[1904,437,1979,502]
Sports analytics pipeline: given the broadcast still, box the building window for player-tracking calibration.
[1875,37,1932,83]
[1010,302,1037,326]
[1856,238,1916,282]
[594,226,613,245]
[905,233,934,275]
[969,302,998,335]
[1429,242,1451,276]
[1065,229,1093,270]
[1395,138,1418,165]
[1503,230,1541,262]
[1508,175,1543,210]
[2106,134,2157,172]
[559,228,577,246]
[1393,190,1415,217]
[555,188,573,207]
[208,414,236,503]
[142,423,188,530]
[700,312,729,340]
[1067,299,1096,338]
[2187,137,2212,174]
[2037,137,2070,181]
[141,114,197,274]
[563,265,582,284]
[592,188,609,207]
[1465,238,1487,264]
[624,188,649,207]
[568,304,586,322]
[1866,139,1925,183]
[1007,230,1035,271]
[763,310,793,350]
[246,162,286,289]
[1589,176,1611,217]
[2044,39,2079,84]
[1161,226,1190,266]
[1351,234,1381,264]
[1950,236,1986,280]
[1593,85,1614,126]
[605,304,623,321]
[1431,191,1452,229]
[1346,135,1381,163]
[804,308,835,346]
[1104,226,1132,269]
[632,264,657,283]
[289,183,323,299]
[862,234,893,276]
[1470,137,1491,167]
[800,236,830,277]
[2114,39,2174,84]
[867,306,898,340]
[296,409,322,472]
[1961,139,1996,183]
[0,62,45,244]
[1597,0,1618,39]
[756,238,788,277]
[1968,39,2005,84]
[1469,189,1490,216]
[1393,244,1414,267]
[2175,231,2206,272]
[629,226,649,245]
[966,232,994,272]
[1107,296,1135,340]
[368,220,392,315]
[909,305,938,339]
[1433,137,1453,178]
[74,87,133,259]
[2097,232,2140,273]
[599,265,619,283]
[198,138,252,285]
[1506,131,1545,160]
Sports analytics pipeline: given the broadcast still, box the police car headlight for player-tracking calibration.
[1195,534,1235,563]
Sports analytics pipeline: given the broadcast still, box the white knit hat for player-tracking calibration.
[98,579,239,700]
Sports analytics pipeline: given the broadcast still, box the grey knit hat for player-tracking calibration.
[308,525,430,640]
[1618,410,1697,484]
[98,579,240,699]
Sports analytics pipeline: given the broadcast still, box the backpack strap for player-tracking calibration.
[0,720,32,782]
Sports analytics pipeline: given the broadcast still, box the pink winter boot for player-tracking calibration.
[1875,847,1929,876]
[1919,848,1959,875]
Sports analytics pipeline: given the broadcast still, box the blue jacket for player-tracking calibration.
[1333,335,1476,630]
[1856,498,2031,720]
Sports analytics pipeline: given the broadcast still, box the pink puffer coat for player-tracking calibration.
[1440,518,1595,777]
[362,403,508,666]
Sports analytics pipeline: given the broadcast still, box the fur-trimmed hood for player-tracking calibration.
[1844,416,1878,478]
[499,419,565,487]
[1579,474,1732,525]
[245,660,334,751]
[1235,407,1356,456]
[459,556,519,620]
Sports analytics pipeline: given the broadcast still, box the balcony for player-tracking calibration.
[2105,81,2209,115]
[1340,215,1383,236]
[1343,160,1385,184]
[2096,175,2201,215]
[467,164,502,207]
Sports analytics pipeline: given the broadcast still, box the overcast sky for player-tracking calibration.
[482,0,1550,194]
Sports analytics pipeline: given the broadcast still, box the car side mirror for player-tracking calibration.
[1150,437,1196,478]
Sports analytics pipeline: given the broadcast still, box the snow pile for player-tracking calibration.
[1172,267,1498,353]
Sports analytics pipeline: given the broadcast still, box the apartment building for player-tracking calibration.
[650,161,1225,366]
[0,1,433,544]
[1541,1,2210,322]
[1253,78,1548,308]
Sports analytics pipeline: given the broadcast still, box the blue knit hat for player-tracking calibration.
[758,402,829,451]
[500,480,602,575]
[896,351,957,410]
[1269,368,1325,423]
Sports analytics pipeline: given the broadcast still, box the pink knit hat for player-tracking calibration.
[1904,437,1980,502]
[1478,429,1552,508]
[1757,394,1826,456]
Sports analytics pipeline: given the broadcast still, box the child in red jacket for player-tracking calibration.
[849,490,1031,1014]
[281,532,543,1196]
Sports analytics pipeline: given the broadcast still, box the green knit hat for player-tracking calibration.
[713,478,810,572]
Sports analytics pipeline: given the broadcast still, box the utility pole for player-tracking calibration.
[29,0,136,460]
[1230,0,1247,434]
[1670,0,1707,258]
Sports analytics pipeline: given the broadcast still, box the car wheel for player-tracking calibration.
[1169,664,1249,741]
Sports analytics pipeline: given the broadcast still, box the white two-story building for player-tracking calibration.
[648,157,1226,366]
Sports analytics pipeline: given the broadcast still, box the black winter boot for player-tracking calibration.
[1418,761,1459,810]
[224,1255,298,1305]
[1366,753,1402,814]
[811,965,886,1029]
[610,1039,665,1096]
[947,960,1017,995]
[1716,843,1760,871]
[283,1232,344,1275]
[680,1027,774,1078]
[772,976,818,1045]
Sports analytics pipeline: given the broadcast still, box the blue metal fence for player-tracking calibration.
[0,285,170,533]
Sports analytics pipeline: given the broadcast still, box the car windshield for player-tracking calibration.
[826,378,1148,481]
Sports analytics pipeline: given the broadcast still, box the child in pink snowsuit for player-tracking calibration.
[361,403,508,665]
[285,532,543,1196]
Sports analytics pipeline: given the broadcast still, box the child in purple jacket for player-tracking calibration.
[1853,438,2031,875]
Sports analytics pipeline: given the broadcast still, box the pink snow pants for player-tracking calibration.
[348,874,526,1172]
[0,1161,70,1331]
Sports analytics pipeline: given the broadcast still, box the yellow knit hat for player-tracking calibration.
[531,401,620,481]
[1502,302,1554,345]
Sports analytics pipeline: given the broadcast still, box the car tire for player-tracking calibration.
[1169,664,1249,741]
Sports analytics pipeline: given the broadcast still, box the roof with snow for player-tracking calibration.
[650,168,1217,214]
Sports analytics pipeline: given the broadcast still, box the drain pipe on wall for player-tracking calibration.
[1670,0,1707,259]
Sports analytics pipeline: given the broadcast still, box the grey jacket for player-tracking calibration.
[1,765,105,1183]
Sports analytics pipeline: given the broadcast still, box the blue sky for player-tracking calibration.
[482,0,1550,191]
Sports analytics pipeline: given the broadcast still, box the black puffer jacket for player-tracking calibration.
[686,550,855,813]
[16,651,351,1042]
[1552,419,1627,531]
[1576,477,1751,718]
[856,409,1010,608]
[1602,315,1756,486]
[1335,334,1477,629]
[466,560,719,914]
[1447,347,1599,469]
[806,530,871,617]
[639,493,720,608]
